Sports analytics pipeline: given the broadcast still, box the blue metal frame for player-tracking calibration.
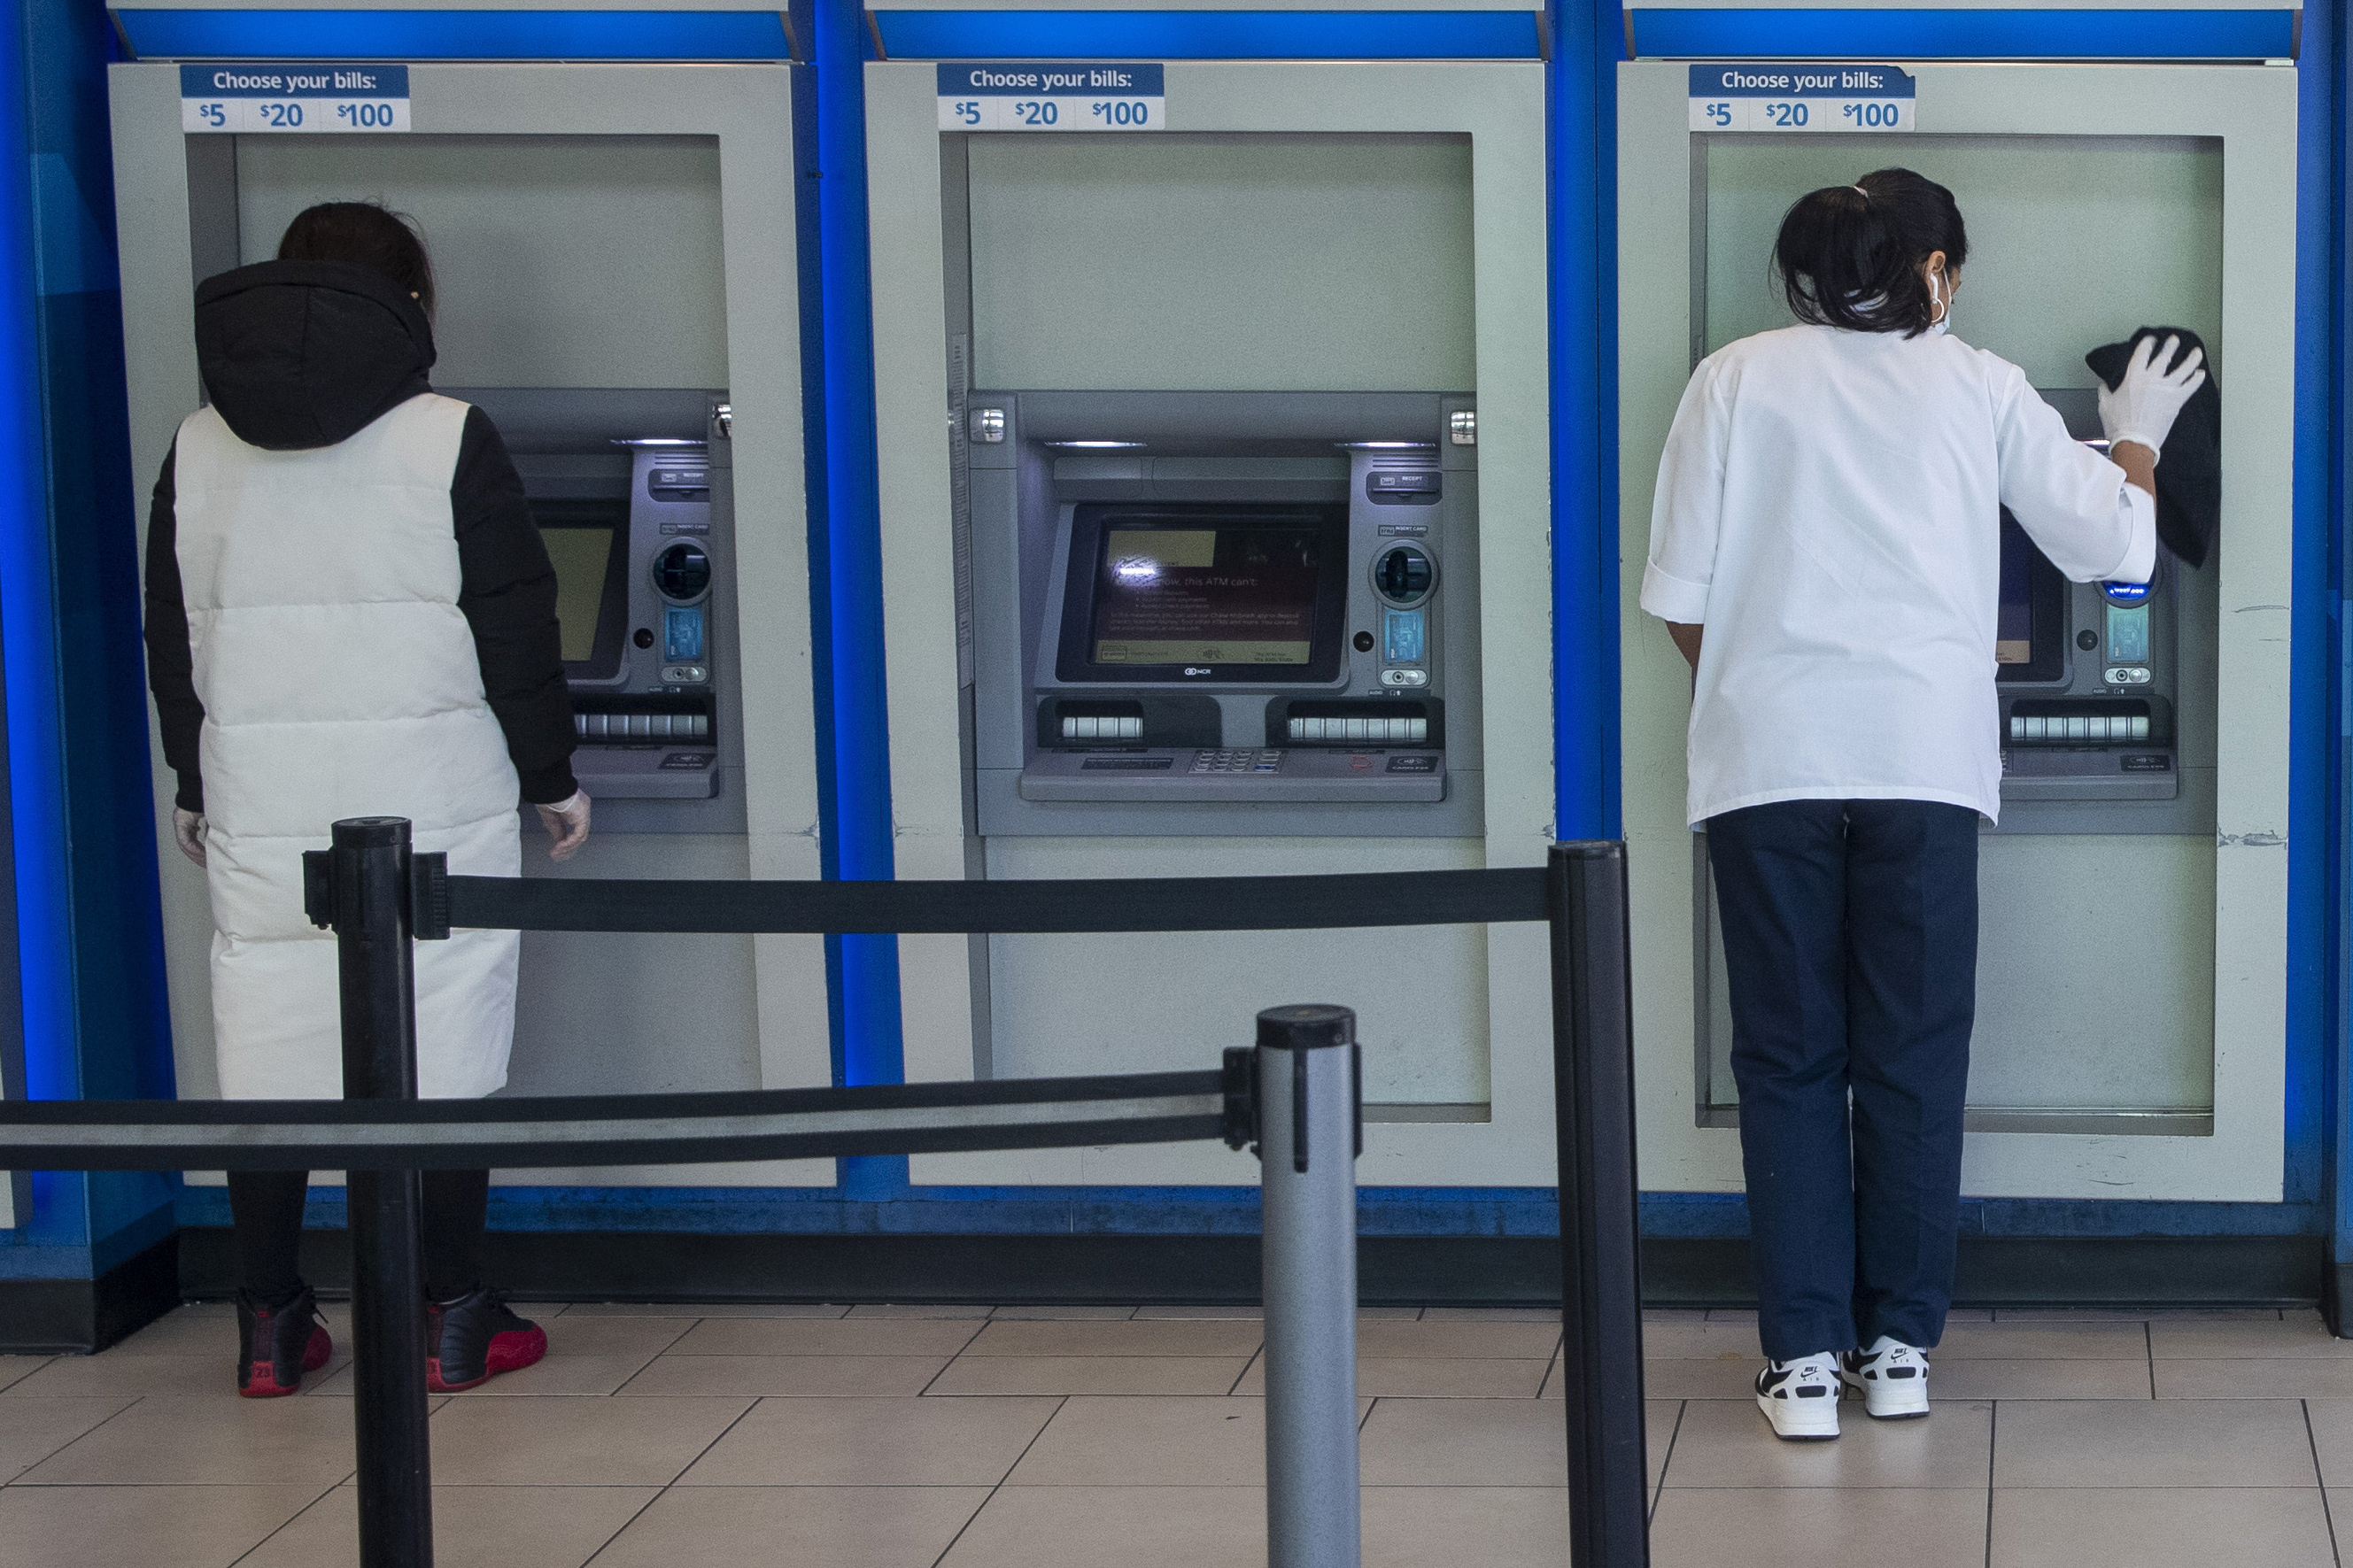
[111,9,793,62]
[1628,8,2299,61]
[871,9,1542,59]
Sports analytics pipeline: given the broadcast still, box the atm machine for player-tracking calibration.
[105,50,831,1186]
[1620,58,2298,1202]
[864,61,1558,1186]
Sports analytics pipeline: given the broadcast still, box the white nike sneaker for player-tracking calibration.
[1841,1335,1931,1418]
[1754,1351,1842,1441]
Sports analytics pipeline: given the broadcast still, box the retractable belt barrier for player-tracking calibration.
[0,820,1648,1568]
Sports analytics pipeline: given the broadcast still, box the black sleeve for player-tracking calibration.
[143,443,207,814]
[453,406,578,805]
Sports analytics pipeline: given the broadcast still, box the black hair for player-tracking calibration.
[1772,167,1968,337]
[275,202,435,315]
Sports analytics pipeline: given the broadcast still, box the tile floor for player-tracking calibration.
[2,1301,2349,1567]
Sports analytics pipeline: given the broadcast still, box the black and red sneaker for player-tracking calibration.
[235,1286,331,1398]
[426,1289,546,1392]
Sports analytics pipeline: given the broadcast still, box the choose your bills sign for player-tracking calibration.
[937,63,1165,131]
[181,64,411,133]
[1688,64,1916,133]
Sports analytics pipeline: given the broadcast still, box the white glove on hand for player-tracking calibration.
[2097,333,2207,460]
[171,807,207,868]
[533,788,592,862]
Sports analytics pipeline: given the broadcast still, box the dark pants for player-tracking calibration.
[1707,799,1978,1362]
[228,1169,491,1304]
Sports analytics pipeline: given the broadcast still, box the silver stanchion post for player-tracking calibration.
[1256,1003,1362,1568]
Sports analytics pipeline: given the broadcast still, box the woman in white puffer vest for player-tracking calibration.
[143,204,588,1396]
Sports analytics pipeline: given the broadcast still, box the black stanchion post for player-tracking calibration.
[1547,841,1648,1568]
[328,817,434,1568]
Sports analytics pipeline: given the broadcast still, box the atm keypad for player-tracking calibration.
[1191,750,1284,775]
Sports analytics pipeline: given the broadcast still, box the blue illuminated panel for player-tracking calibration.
[1628,8,2295,60]
[1384,609,1426,665]
[873,10,1542,60]
[114,9,793,62]
[663,606,706,662]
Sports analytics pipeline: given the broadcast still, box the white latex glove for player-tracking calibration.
[2097,333,2207,460]
[533,788,591,861]
[171,807,207,868]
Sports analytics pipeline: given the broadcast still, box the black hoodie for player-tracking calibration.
[144,259,577,811]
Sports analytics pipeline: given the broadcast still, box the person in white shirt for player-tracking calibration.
[1640,167,2205,1441]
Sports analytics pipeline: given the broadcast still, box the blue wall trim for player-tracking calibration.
[815,0,909,1204]
[871,9,1543,60]
[1551,0,1620,839]
[1627,8,2297,60]
[112,9,793,62]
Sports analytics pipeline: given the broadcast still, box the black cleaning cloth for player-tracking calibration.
[2084,327,2219,568]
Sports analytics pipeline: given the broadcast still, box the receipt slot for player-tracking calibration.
[1619,58,2295,1203]
[109,54,831,1184]
[864,60,1557,1188]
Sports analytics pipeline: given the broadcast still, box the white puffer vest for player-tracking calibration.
[174,391,522,1100]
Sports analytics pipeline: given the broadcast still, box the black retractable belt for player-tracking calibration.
[1,824,1648,1568]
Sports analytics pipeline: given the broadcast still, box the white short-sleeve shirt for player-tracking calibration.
[1640,323,2156,827]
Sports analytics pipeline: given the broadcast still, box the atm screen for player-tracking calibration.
[1996,508,2068,684]
[529,498,629,680]
[1057,503,1349,683]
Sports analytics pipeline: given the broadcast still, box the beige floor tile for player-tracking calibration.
[2302,1399,2353,1486]
[105,1302,357,1354]
[927,1355,1249,1396]
[1232,1355,1549,1398]
[1423,1308,1562,1323]
[1362,1487,1571,1568]
[1540,1352,1561,1398]
[556,1302,849,1317]
[1648,1399,1680,1489]
[594,1485,988,1568]
[988,1304,1137,1320]
[424,1394,752,1485]
[1927,1359,2152,1400]
[1358,1396,1565,1485]
[0,1398,136,1479]
[1993,1399,2318,1487]
[844,1302,996,1319]
[668,1317,983,1357]
[2156,1359,2353,1398]
[938,1485,1262,1568]
[1641,1322,1764,1360]
[2150,1317,2353,1359]
[0,1355,54,1392]
[9,1348,351,1398]
[1703,1309,1758,1322]
[615,1354,951,1397]
[1997,1308,2282,1323]
[1661,1396,1992,1487]
[1933,1324,2148,1360]
[1007,1395,1264,1486]
[1639,1356,1763,1400]
[304,1314,687,1398]
[236,1484,660,1568]
[1989,1487,2335,1568]
[1651,1486,1987,1568]
[1132,1304,1260,1320]
[961,1319,1263,1357]
[1352,1320,1560,1359]
[0,1482,329,1568]
[18,1394,360,1485]
[679,1394,1059,1485]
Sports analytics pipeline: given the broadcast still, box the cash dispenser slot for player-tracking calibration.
[1273,699,1443,748]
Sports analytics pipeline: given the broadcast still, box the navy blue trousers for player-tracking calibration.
[1707,798,1978,1362]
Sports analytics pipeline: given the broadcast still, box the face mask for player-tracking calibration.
[1929,271,1953,336]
